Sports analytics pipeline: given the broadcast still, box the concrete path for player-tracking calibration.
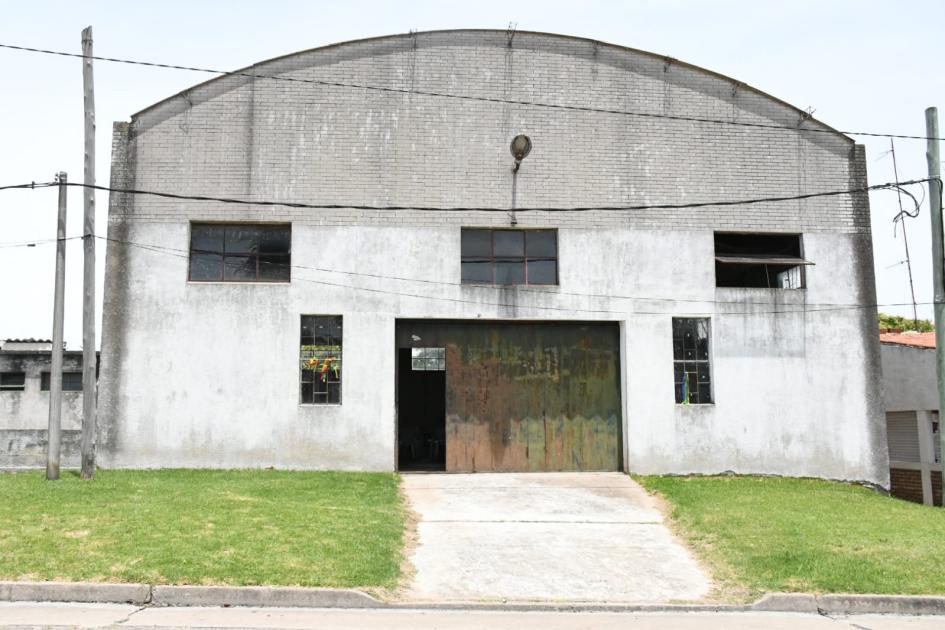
[401,472,712,603]
[3,603,945,629]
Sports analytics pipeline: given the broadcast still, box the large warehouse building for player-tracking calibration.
[96,30,888,484]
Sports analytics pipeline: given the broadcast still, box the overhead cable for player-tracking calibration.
[0,177,929,213]
[0,42,942,142]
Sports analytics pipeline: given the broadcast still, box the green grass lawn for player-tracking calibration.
[638,475,945,598]
[0,470,405,588]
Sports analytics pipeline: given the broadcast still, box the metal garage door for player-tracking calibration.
[396,320,622,472]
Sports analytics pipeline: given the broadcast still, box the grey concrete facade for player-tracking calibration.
[99,30,887,484]
[0,346,89,468]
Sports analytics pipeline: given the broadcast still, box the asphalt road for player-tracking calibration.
[2,603,945,629]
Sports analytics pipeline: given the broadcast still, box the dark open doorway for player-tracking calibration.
[397,347,446,471]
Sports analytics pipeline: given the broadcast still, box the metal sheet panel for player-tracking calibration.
[396,320,622,472]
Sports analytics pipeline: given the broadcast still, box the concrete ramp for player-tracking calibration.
[402,472,712,603]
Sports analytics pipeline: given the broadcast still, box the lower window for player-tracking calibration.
[300,315,342,404]
[672,318,712,404]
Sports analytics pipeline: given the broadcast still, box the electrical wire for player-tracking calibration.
[94,234,933,317]
[1,41,941,142]
[0,177,928,213]
[0,236,83,249]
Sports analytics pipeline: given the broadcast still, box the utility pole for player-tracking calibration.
[80,26,97,479]
[926,106,945,503]
[889,139,919,328]
[46,172,68,481]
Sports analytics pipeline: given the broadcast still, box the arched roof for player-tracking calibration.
[132,29,851,145]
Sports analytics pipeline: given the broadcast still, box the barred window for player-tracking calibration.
[412,347,445,371]
[189,223,291,282]
[672,318,712,405]
[300,315,342,405]
[461,228,557,285]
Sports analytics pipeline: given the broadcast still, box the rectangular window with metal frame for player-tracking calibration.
[672,318,712,404]
[189,223,291,282]
[40,371,83,392]
[300,315,342,405]
[461,228,558,285]
[714,232,810,288]
[0,372,25,391]
[411,347,445,371]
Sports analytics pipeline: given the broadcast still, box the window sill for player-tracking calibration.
[187,281,291,285]
[299,403,342,407]
[675,403,715,407]
[461,283,560,289]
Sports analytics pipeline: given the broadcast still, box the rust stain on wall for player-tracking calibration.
[397,320,621,472]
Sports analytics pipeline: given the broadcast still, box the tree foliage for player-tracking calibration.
[878,312,934,332]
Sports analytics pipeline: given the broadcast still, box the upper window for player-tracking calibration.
[300,315,342,405]
[714,232,810,289]
[41,371,83,392]
[672,318,712,405]
[0,372,25,391]
[189,223,291,282]
[412,347,445,371]
[461,228,557,285]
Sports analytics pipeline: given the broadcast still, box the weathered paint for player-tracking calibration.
[397,320,621,472]
[96,30,889,485]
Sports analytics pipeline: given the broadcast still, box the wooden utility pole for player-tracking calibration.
[47,172,68,481]
[927,107,945,503]
[80,26,97,479]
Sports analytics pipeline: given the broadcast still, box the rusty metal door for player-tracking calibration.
[396,320,622,472]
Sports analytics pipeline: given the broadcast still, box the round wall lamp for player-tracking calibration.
[510,134,532,172]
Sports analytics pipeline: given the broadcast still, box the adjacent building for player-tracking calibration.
[881,330,942,505]
[97,30,887,483]
[0,339,93,468]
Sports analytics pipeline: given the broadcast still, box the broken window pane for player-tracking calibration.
[714,232,808,288]
[461,228,558,286]
[300,315,342,405]
[189,223,291,283]
[672,318,712,405]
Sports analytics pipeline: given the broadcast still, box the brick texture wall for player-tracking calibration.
[111,30,866,234]
[890,468,924,504]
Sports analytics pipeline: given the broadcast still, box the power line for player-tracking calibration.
[0,236,83,249]
[0,177,930,213]
[95,234,933,317]
[1,41,942,142]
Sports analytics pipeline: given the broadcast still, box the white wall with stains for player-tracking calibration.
[96,30,887,484]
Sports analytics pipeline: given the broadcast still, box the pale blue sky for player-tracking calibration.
[1,0,942,346]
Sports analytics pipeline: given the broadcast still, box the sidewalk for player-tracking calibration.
[2,602,945,629]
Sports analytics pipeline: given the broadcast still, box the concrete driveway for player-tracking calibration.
[402,472,711,603]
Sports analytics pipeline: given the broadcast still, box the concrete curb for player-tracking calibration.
[0,581,150,605]
[149,585,384,608]
[816,594,945,616]
[2,583,945,615]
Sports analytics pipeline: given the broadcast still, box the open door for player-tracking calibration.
[397,347,446,471]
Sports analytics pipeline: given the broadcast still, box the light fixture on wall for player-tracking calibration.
[510,134,532,173]
[508,134,532,227]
